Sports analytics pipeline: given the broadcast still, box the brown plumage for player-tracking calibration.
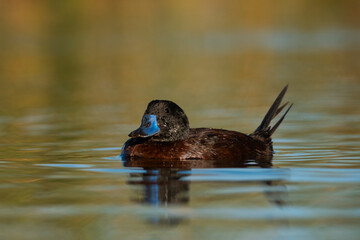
[121,85,292,161]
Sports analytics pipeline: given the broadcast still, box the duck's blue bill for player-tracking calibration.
[129,114,160,138]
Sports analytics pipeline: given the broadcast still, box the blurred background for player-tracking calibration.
[0,1,360,240]
[1,0,359,117]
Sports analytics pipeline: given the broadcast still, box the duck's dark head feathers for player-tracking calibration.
[129,100,190,142]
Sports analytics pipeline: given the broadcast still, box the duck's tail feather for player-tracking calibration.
[252,85,292,138]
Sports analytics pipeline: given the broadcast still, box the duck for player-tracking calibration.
[121,85,292,161]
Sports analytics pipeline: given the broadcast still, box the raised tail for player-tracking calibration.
[252,85,293,139]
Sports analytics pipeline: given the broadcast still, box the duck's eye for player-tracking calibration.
[165,108,169,113]
[145,123,151,128]
[161,117,167,126]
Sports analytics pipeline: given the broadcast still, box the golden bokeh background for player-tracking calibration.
[1,0,359,117]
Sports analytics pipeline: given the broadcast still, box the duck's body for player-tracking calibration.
[122,128,271,160]
[121,86,292,161]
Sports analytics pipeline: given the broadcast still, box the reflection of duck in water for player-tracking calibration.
[123,160,287,225]
[124,159,267,206]
[121,85,292,161]
[127,168,190,206]
[124,159,284,206]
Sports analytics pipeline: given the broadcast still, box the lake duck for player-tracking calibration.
[121,85,292,160]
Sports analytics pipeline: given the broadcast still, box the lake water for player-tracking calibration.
[0,2,360,240]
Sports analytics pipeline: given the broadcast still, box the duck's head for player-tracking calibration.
[128,100,190,142]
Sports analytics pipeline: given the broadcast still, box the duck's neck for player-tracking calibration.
[150,127,190,142]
